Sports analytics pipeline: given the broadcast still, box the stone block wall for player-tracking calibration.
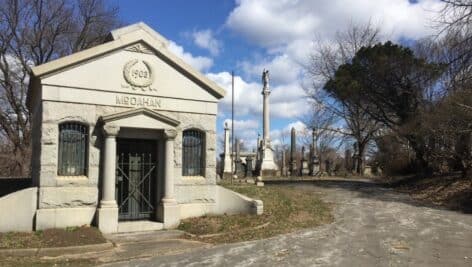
[34,99,219,228]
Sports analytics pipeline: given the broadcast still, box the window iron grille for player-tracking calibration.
[182,129,205,176]
[58,122,88,176]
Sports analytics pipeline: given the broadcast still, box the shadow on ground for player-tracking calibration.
[266,178,472,214]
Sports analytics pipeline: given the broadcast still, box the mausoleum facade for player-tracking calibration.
[24,22,261,233]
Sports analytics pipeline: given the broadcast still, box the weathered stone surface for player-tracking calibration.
[41,123,57,145]
[39,144,57,166]
[39,165,58,187]
[43,101,97,124]
[174,184,217,204]
[36,207,96,230]
[39,187,98,208]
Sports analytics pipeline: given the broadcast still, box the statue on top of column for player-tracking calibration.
[262,69,269,89]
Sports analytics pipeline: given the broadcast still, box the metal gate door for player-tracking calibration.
[116,139,157,221]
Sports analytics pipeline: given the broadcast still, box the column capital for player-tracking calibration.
[164,129,178,140]
[103,124,119,137]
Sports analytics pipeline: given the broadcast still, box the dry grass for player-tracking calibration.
[389,174,472,213]
[0,226,106,249]
[178,184,333,243]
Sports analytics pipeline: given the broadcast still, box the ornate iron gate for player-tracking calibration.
[116,139,157,221]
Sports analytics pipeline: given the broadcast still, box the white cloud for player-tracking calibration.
[192,29,222,56]
[167,41,213,72]
[270,120,312,148]
[239,53,301,84]
[227,0,444,48]
[222,118,259,150]
[207,71,310,119]
[219,0,446,143]
[207,71,262,117]
[223,118,259,130]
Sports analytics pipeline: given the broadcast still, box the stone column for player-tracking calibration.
[223,122,232,176]
[160,129,180,228]
[263,89,270,141]
[97,125,119,234]
[259,69,278,175]
[162,129,177,203]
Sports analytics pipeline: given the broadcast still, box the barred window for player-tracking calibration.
[58,122,88,176]
[182,129,205,176]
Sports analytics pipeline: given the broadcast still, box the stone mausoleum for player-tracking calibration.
[20,22,262,234]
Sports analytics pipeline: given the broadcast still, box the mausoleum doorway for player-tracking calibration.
[116,138,158,221]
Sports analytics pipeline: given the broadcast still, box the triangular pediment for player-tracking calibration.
[100,108,180,129]
[29,22,225,100]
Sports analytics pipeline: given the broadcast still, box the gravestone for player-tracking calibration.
[245,155,254,177]
[234,139,245,177]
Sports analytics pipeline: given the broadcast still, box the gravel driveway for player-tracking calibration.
[115,180,472,267]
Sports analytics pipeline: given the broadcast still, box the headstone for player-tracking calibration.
[234,139,244,177]
[245,155,253,177]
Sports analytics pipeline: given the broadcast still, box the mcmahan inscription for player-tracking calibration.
[116,95,162,108]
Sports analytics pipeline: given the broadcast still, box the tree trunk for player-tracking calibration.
[356,142,366,175]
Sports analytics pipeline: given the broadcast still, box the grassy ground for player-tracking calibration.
[386,173,472,213]
[0,226,106,249]
[178,184,333,244]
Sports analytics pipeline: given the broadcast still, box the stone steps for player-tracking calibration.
[106,227,184,244]
[116,221,164,234]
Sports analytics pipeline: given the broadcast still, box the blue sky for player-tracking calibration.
[115,0,444,152]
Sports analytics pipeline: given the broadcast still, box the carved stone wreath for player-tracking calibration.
[123,59,153,88]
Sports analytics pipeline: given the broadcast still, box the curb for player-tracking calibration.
[0,241,114,258]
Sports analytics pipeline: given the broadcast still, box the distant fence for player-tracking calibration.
[0,177,32,197]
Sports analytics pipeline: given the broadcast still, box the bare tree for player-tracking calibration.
[0,0,120,176]
[304,21,382,174]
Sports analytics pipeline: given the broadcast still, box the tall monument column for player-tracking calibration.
[222,122,232,178]
[259,69,278,176]
[263,80,270,141]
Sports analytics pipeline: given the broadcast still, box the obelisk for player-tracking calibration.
[259,69,278,176]
[222,122,232,178]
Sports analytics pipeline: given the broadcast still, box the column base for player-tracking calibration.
[158,202,180,229]
[97,206,118,234]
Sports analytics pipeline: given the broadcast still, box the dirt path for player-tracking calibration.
[109,180,472,267]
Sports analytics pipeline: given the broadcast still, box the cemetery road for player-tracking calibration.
[110,180,472,267]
